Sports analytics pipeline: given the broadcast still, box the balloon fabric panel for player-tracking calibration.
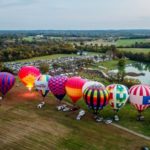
[0,72,15,96]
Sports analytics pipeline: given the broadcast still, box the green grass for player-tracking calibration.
[119,48,150,54]
[0,80,150,150]
[116,38,150,47]
[9,54,77,63]
[22,36,34,42]
[95,59,134,70]
[8,52,99,63]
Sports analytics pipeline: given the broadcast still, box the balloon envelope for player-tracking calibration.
[129,84,150,112]
[83,85,109,112]
[65,76,86,103]
[35,75,51,97]
[18,66,41,90]
[82,81,105,93]
[48,75,68,101]
[0,72,15,96]
[106,84,129,111]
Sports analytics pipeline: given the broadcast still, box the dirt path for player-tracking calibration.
[111,123,150,140]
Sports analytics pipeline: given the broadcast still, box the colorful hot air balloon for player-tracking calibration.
[48,75,68,101]
[106,84,129,111]
[65,77,86,103]
[82,81,105,93]
[0,72,15,96]
[129,84,150,113]
[18,66,41,91]
[83,85,109,115]
[35,75,51,98]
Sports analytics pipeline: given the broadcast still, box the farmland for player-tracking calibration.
[116,38,150,47]
[119,48,150,54]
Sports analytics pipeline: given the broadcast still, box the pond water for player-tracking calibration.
[112,62,150,85]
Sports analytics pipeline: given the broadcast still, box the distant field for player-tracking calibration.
[70,39,114,46]
[9,53,98,63]
[22,36,34,42]
[116,39,150,47]
[9,54,77,63]
[119,48,150,54]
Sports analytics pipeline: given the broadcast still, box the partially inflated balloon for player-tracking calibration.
[0,72,15,96]
[35,75,51,97]
[83,85,109,114]
[65,77,86,103]
[106,84,129,111]
[129,84,150,112]
[49,75,68,101]
[18,66,41,91]
[82,81,105,93]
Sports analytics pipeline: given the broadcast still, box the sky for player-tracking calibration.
[1,0,150,30]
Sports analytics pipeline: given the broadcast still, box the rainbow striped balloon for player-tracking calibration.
[83,85,109,113]
[0,72,15,96]
[129,84,150,112]
[35,75,51,97]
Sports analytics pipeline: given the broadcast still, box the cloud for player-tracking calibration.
[0,0,36,8]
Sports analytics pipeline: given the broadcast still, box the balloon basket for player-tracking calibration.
[137,114,144,121]
[113,115,119,122]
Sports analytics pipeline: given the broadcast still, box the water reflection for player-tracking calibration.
[130,62,150,72]
[126,62,150,84]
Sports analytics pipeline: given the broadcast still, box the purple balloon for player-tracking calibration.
[0,72,15,96]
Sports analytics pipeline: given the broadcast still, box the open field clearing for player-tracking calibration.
[119,48,150,54]
[116,39,150,47]
[0,81,149,150]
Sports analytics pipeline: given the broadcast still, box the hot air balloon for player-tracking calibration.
[65,76,86,104]
[83,85,109,121]
[82,81,105,93]
[35,74,51,99]
[0,72,15,97]
[129,84,150,120]
[18,66,41,91]
[48,75,68,103]
[106,84,129,121]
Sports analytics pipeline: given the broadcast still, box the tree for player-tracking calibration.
[101,54,106,62]
[117,59,126,82]
[39,63,49,74]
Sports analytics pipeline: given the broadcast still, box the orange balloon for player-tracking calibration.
[65,77,86,103]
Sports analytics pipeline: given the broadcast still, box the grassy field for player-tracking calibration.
[95,59,134,70]
[0,81,149,150]
[9,54,77,63]
[116,38,150,47]
[8,53,99,63]
[22,36,34,42]
[119,48,150,54]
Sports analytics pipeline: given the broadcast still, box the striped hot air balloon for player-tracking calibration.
[48,75,68,101]
[0,72,15,96]
[106,84,129,111]
[82,81,105,93]
[83,85,109,114]
[65,76,86,103]
[129,84,150,112]
[35,75,51,98]
[18,66,41,91]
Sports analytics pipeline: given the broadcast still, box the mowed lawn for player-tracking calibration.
[116,38,150,47]
[0,82,150,150]
[119,48,150,54]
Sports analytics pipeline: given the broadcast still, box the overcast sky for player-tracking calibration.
[1,0,150,30]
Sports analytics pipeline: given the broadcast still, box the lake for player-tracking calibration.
[111,62,150,85]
